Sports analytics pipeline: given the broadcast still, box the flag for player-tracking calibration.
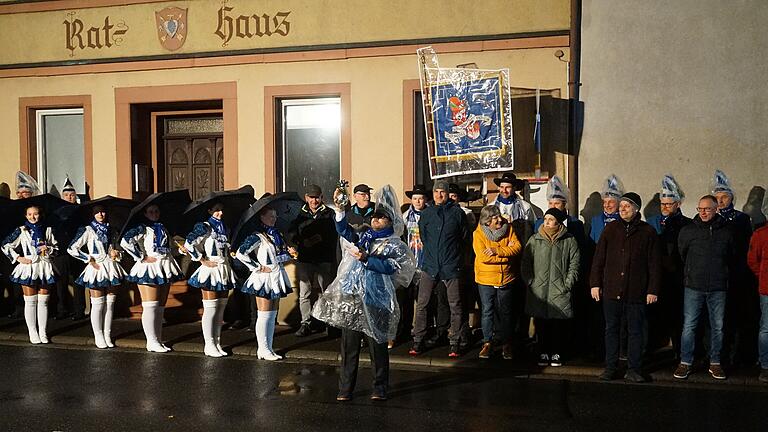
[534,88,542,153]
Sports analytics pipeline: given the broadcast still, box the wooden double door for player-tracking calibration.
[162,117,224,200]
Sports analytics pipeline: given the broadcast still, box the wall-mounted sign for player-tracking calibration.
[155,6,188,51]
[64,11,128,56]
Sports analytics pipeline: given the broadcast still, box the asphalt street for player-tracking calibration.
[0,344,766,431]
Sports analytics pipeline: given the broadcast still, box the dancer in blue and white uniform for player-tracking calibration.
[183,202,237,358]
[121,204,183,352]
[2,205,58,344]
[68,205,126,349]
[235,205,295,361]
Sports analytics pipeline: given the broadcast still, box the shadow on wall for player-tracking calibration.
[643,193,661,221]
[743,186,766,228]
[580,191,603,236]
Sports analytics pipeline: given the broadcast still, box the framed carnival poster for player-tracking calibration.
[418,48,515,179]
[429,71,507,161]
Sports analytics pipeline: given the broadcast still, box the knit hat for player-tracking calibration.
[660,174,684,202]
[620,192,642,210]
[433,180,449,192]
[544,207,567,224]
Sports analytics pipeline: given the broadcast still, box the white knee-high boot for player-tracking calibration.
[142,301,165,352]
[202,299,221,357]
[89,296,108,349]
[213,297,228,356]
[265,310,282,359]
[156,305,170,352]
[36,293,50,344]
[23,295,40,344]
[104,294,116,348]
[256,310,280,361]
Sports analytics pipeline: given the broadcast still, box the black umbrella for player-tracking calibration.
[0,196,14,240]
[181,185,256,235]
[118,189,192,240]
[230,192,304,248]
[3,194,76,239]
[56,195,137,230]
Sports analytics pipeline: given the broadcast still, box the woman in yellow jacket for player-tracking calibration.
[473,205,522,360]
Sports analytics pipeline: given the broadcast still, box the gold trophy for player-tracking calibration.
[334,179,350,207]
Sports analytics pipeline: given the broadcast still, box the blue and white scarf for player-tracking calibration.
[603,211,620,225]
[24,221,45,247]
[358,226,394,252]
[90,220,110,248]
[208,216,227,236]
[718,203,737,221]
[261,223,290,262]
[151,222,169,254]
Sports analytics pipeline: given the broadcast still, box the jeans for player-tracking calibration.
[477,284,513,343]
[604,299,646,372]
[296,262,335,324]
[680,288,726,365]
[413,275,466,345]
[759,294,768,369]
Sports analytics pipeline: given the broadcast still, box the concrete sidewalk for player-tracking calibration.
[1,316,766,388]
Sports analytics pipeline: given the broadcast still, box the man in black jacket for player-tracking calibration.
[647,175,692,359]
[346,184,375,233]
[410,181,469,357]
[288,184,338,337]
[590,192,662,382]
[673,195,735,381]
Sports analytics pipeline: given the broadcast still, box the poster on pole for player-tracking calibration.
[418,47,514,179]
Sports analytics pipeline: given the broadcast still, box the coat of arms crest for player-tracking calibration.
[155,7,188,51]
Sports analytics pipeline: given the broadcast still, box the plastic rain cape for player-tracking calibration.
[312,185,416,344]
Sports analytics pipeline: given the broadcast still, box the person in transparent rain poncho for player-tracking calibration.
[313,185,416,402]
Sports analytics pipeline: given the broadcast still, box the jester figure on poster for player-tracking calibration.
[431,77,501,157]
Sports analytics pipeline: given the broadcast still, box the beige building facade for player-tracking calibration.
[0,0,574,204]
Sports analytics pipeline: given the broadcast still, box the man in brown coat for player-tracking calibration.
[590,192,662,382]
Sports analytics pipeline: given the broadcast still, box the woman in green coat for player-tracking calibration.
[522,208,580,367]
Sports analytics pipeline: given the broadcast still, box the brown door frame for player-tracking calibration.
[115,82,237,198]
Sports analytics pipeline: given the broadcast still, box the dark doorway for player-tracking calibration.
[129,100,223,202]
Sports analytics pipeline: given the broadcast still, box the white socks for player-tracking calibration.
[23,295,40,344]
[156,305,169,351]
[90,296,108,349]
[256,310,280,361]
[37,294,49,343]
[213,297,228,356]
[104,295,116,348]
[142,301,169,353]
[202,299,221,357]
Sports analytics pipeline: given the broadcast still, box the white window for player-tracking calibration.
[35,108,85,194]
[278,98,341,197]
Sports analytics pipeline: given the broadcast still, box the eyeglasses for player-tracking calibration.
[696,207,716,213]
